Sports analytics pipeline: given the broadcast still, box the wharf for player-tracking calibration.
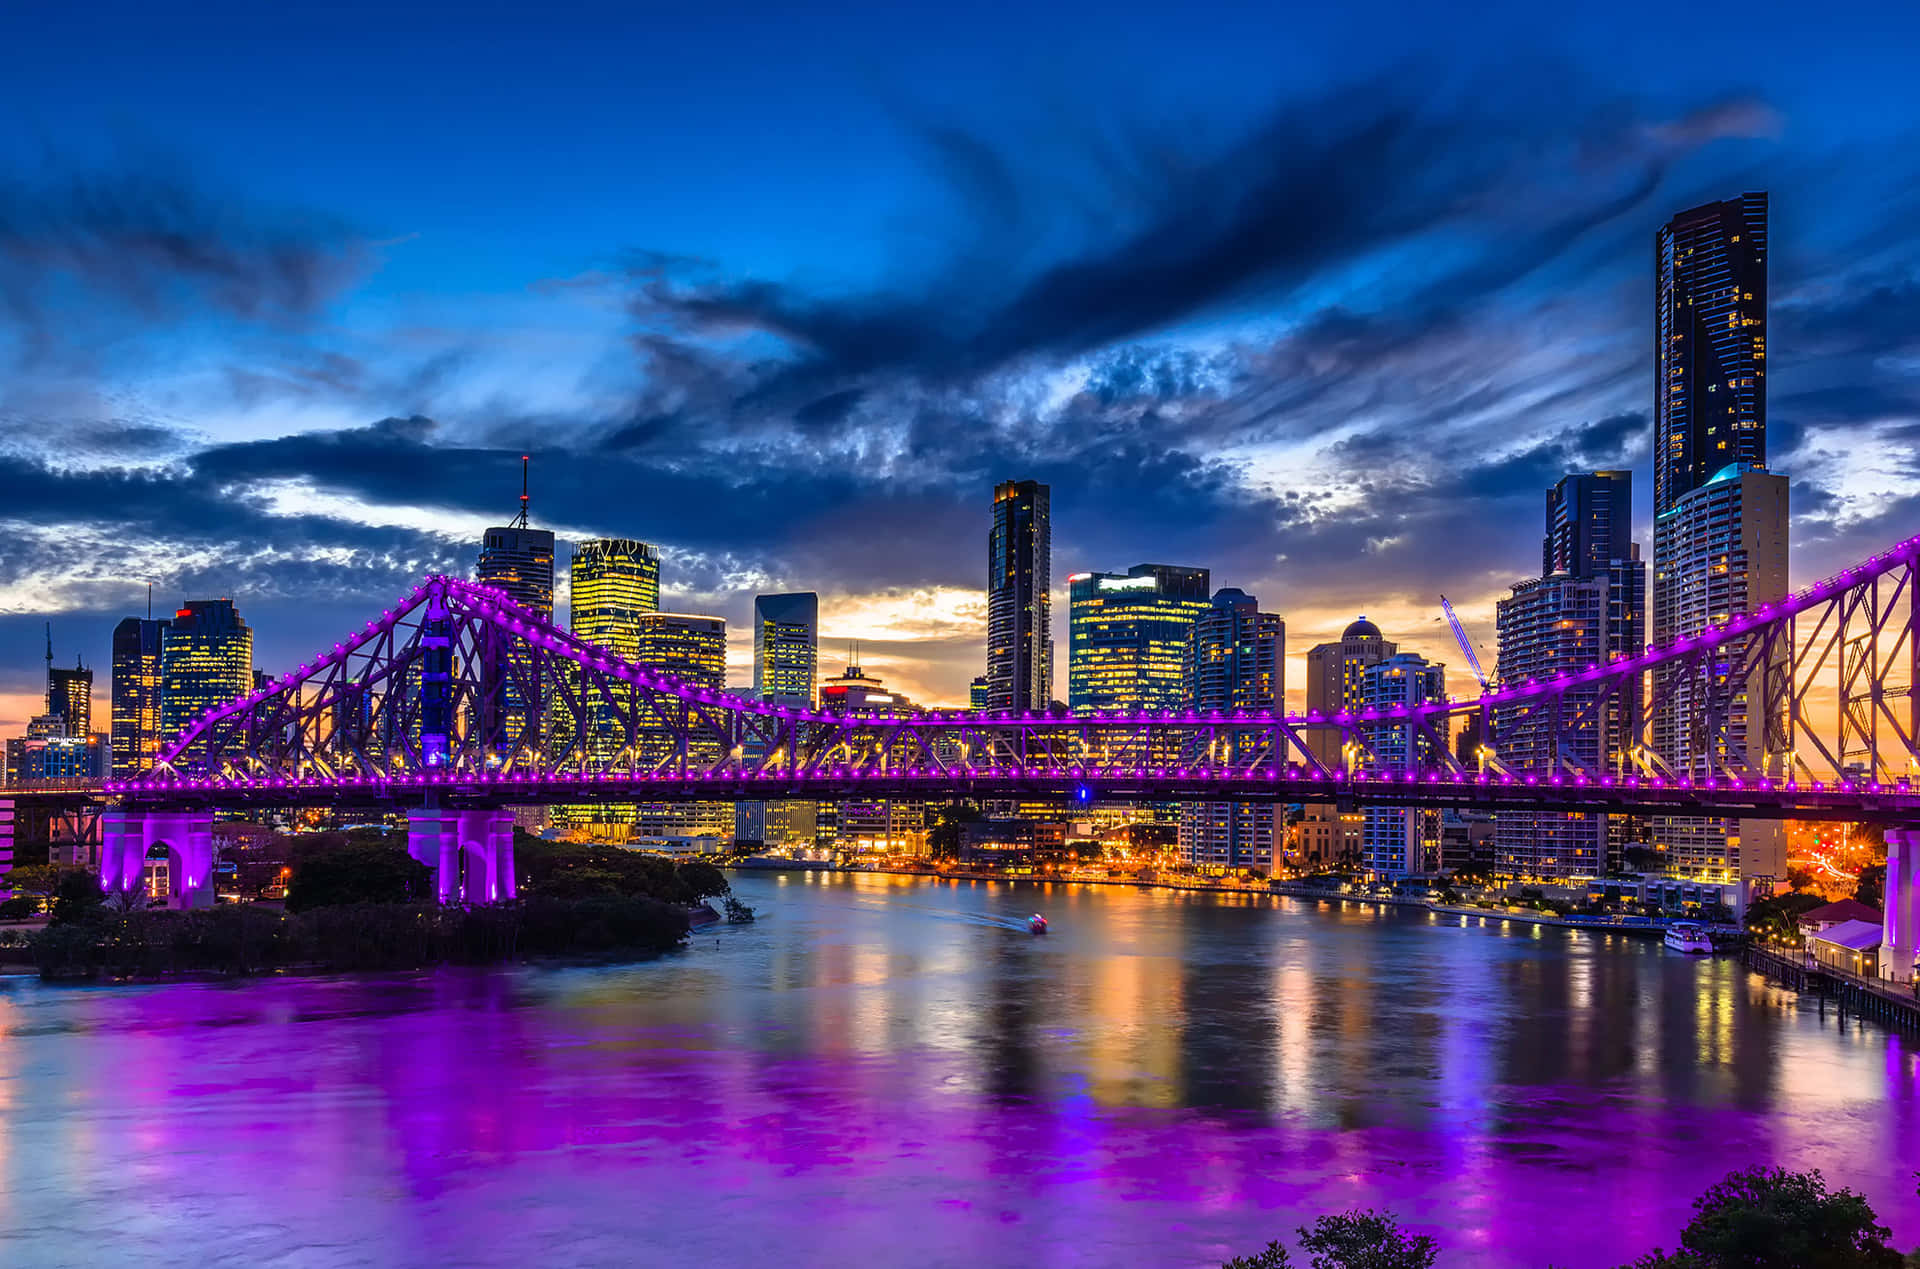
[1744,944,1920,1031]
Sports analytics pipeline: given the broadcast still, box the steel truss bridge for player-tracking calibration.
[1,531,1918,918]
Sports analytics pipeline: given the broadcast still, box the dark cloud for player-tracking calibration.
[0,154,368,349]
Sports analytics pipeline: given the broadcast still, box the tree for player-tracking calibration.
[1855,862,1886,910]
[1296,1211,1439,1269]
[926,801,984,859]
[1786,866,1816,893]
[50,870,106,925]
[675,861,730,900]
[1223,1243,1293,1269]
[285,844,431,912]
[1744,891,1828,945]
[5,864,62,908]
[1624,1167,1902,1269]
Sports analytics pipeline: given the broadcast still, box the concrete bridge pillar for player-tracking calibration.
[1883,829,1919,985]
[100,809,216,909]
[406,807,515,904]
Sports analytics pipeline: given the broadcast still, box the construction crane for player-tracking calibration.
[1438,595,1489,689]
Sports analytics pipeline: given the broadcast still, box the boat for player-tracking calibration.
[1028,914,1048,935]
[1664,921,1713,954]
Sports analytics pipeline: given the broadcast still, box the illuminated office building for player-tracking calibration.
[1179,588,1285,874]
[633,612,731,840]
[46,656,92,738]
[159,600,254,763]
[475,489,555,758]
[1298,618,1397,866]
[986,479,1051,713]
[1067,564,1211,715]
[559,538,661,834]
[753,592,818,708]
[969,676,989,710]
[111,616,171,777]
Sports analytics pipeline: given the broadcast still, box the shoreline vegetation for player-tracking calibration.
[1234,1167,1920,1268]
[7,832,756,982]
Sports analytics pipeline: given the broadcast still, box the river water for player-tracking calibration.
[0,873,1914,1268]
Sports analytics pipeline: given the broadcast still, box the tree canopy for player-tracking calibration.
[1624,1167,1903,1269]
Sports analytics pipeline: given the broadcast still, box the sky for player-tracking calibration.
[3,0,1920,729]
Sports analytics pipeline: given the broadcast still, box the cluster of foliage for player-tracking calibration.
[1856,862,1887,910]
[31,894,691,979]
[925,801,985,859]
[285,844,432,912]
[514,836,729,905]
[1744,890,1831,944]
[1223,1210,1438,1269]
[1220,1169,1916,1268]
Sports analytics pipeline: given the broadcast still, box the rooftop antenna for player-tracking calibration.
[147,582,152,620]
[45,621,53,675]
[511,454,531,529]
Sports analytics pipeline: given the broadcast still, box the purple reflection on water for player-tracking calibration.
[0,874,1915,1267]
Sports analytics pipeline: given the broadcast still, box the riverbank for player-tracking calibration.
[767,862,1711,941]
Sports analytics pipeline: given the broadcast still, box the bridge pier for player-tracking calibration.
[1884,829,1919,985]
[406,808,516,905]
[100,809,216,909]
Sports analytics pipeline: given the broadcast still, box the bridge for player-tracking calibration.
[2,532,1918,974]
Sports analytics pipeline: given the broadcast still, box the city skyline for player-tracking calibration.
[5,4,1920,732]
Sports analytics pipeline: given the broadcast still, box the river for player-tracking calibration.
[0,872,1914,1267]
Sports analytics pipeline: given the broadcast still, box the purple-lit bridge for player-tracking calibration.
[1,533,1917,947]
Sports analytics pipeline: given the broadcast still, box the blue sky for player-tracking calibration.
[3,0,1920,724]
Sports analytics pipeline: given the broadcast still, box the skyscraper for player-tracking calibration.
[476,463,555,758]
[633,612,732,841]
[1179,588,1286,874]
[111,616,171,777]
[1655,194,1768,517]
[159,600,253,763]
[571,538,660,657]
[986,479,1051,713]
[753,592,819,708]
[1650,465,1789,882]
[1067,564,1211,715]
[1359,651,1447,879]
[46,659,92,739]
[1494,471,1646,880]
[1299,618,1398,869]
[1650,194,1786,897]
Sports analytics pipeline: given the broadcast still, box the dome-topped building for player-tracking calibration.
[1342,616,1384,641]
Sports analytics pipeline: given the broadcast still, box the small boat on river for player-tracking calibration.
[1028,914,1048,935]
[1664,921,1713,954]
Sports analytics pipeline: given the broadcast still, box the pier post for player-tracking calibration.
[99,808,216,908]
[1883,829,1919,985]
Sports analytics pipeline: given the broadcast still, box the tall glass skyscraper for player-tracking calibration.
[1067,564,1211,715]
[1650,194,1786,897]
[1655,193,1768,517]
[986,479,1051,713]
[571,538,659,656]
[46,661,92,738]
[476,506,555,758]
[753,592,819,707]
[1179,588,1285,874]
[111,616,171,776]
[159,600,253,763]
[1496,471,1646,880]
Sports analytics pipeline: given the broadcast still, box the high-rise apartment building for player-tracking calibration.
[1650,465,1789,881]
[1067,564,1211,715]
[159,600,254,763]
[1655,194,1768,517]
[1178,588,1285,874]
[986,479,1051,713]
[111,616,171,777]
[1495,471,1647,880]
[1650,194,1786,896]
[1299,618,1397,868]
[969,676,990,710]
[753,592,819,708]
[1359,651,1447,879]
